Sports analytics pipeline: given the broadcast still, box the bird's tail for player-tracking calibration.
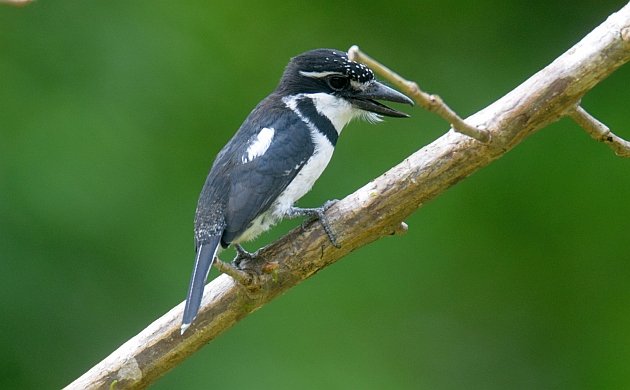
[181,235,221,334]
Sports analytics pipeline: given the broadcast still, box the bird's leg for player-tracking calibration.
[232,244,259,269]
[286,199,340,248]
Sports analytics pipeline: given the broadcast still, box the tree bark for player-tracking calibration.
[66,4,630,389]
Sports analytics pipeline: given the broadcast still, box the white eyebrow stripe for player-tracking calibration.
[299,70,344,79]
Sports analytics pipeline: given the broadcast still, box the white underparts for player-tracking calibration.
[236,128,333,244]
[236,92,381,244]
[273,94,346,220]
[272,129,333,217]
[236,95,352,243]
[242,127,274,164]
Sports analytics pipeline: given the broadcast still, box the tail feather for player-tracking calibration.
[181,236,221,334]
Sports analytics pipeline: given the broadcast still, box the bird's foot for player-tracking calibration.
[222,245,278,287]
[232,244,260,269]
[286,200,340,248]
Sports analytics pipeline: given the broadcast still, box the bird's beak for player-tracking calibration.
[347,80,414,118]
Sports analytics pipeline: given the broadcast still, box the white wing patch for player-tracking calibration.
[242,127,274,164]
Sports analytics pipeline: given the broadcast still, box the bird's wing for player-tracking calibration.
[220,110,315,244]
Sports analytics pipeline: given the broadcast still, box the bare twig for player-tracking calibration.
[569,105,630,157]
[213,259,253,286]
[348,45,491,143]
[65,3,630,389]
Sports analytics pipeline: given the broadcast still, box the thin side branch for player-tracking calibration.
[66,4,630,389]
[213,259,253,286]
[569,105,630,157]
[348,45,491,143]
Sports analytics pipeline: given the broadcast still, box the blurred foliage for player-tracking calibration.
[1,0,629,388]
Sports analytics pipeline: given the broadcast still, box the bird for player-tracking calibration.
[181,48,413,333]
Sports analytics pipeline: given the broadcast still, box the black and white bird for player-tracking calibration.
[182,48,412,333]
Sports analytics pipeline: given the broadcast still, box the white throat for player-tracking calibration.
[283,93,364,134]
[303,92,358,133]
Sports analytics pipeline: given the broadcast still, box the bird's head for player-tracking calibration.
[277,49,413,121]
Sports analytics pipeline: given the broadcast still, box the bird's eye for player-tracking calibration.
[326,76,349,91]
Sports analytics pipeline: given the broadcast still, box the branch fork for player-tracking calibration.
[348,45,491,143]
[569,105,630,157]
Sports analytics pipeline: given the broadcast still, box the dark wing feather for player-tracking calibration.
[221,107,314,244]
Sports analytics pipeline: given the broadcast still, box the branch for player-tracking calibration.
[66,4,630,389]
[569,105,630,157]
[348,45,491,143]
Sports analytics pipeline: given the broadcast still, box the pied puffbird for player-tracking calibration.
[182,48,412,333]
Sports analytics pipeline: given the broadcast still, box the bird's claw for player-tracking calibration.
[314,210,341,248]
[287,200,341,248]
[232,244,259,269]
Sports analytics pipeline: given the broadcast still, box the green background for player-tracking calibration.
[1,1,629,388]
